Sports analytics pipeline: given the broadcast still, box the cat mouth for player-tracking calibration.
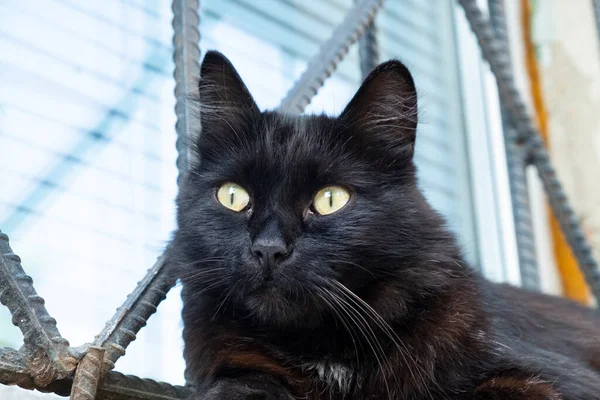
[245,280,302,308]
[251,282,285,299]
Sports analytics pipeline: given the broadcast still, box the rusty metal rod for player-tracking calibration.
[93,257,175,373]
[1,347,190,399]
[356,0,379,79]
[278,0,384,113]
[457,0,600,299]
[0,230,76,386]
[172,0,201,184]
[91,0,202,379]
[172,0,201,388]
[70,346,105,400]
[98,370,190,400]
[487,0,540,290]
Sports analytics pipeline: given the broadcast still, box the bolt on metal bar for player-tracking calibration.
[0,230,76,386]
[487,0,540,290]
[278,0,384,114]
[70,346,105,400]
[172,0,201,185]
[458,0,600,299]
[356,0,379,79]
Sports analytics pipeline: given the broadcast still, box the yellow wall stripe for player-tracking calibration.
[521,0,590,304]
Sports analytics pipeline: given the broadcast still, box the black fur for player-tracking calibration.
[167,51,600,399]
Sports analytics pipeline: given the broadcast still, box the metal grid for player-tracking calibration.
[1,0,598,398]
[488,0,540,290]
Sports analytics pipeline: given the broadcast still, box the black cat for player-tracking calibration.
[167,51,600,399]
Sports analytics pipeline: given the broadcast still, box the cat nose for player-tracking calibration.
[251,237,289,271]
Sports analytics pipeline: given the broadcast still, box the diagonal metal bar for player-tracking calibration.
[356,0,379,79]
[0,231,65,350]
[458,0,600,299]
[1,347,190,399]
[70,346,105,400]
[0,230,76,386]
[488,0,539,290]
[503,123,540,289]
[172,0,201,184]
[89,0,201,378]
[358,23,379,79]
[278,0,384,114]
[92,257,174,373]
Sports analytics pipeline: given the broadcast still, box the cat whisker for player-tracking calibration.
[332,285,418,394]
[317,286,394,399]
[179,266,228,280]
[328,258,402,279]
[176,267,230,288]
[329,260,376,278]
[314,289,362,369]
[184,279,230,302]
[173,257,227,269]
[211,280,240,321]
[331,280,438,398]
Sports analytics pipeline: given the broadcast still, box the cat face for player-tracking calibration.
[170,51,452,327]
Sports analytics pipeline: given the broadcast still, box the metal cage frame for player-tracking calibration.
[1,0,599,398]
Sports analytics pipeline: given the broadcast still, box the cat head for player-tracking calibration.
[169,51,461,328]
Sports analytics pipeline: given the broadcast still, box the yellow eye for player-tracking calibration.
[313,186,350,215]
[217,182,250,212]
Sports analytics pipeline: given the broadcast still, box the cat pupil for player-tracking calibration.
[229,187,235,205]
[327,191,333,208]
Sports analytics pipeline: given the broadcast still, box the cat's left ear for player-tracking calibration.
[198,51,259,138]
[340,60,418,160]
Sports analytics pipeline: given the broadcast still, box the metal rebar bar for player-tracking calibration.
[70,346,105,400]
[91,0,201,378]
[0,347,190,399]
[488,0,540,290]
[358,24,379,79]
[173,0,201,388]
[0,230,76,386]
[0,348,38,392]
[93,257,175,373]
[278,0,384,114]
[97,370,190,400]
[504,132,540,289]
[356,0,379,79]
[172,0,201,184]
[458,0,600,299]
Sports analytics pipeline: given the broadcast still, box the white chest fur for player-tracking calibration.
[303,360,354,394]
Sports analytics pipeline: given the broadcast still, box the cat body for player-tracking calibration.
[168,51,600,399]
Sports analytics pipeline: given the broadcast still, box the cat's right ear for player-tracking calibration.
[197,51,259,139]
[340,60,418,161]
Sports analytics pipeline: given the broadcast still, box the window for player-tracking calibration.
[0,1,509,397]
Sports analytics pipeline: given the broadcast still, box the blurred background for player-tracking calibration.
[1,0,599,398]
